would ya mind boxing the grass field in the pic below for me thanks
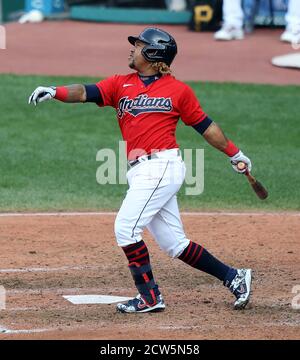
[0,74,299,211]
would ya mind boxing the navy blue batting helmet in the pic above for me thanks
[128,28,177,66]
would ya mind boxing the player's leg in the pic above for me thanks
[115,158,185,313]
[147,195,238,284]
[280,0,300,43]
[146,194,189,258]
[147,196,252,309]
[214,0,244,40]
[115,159,184,246]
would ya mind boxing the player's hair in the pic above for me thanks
[151,61,172,75]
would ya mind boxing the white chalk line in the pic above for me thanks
[0,327,51,335]
[6,287,132,299]
[0,211,299,217]
[4,307,39,311]
[7,287,118,295]
[0,265,99,273]
[0,319,59,334]
[159,324,242,330]
[158,322,300,330]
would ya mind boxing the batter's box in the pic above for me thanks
[63,295,133,305]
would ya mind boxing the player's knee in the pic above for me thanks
[114,216,141,247]
[114,217,128,244]
[163,240,189,259]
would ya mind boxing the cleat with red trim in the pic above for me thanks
[116,294,165,313]
[229,269,252,310]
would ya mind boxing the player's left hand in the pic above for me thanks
[28,86,56,106]
[230,150,252,174]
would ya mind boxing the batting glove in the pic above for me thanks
[230,150,252,174]
[28,86,56,106]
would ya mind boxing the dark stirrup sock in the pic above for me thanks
[121,240,160,304]
[178,241,237,284]
[122,240,150,266]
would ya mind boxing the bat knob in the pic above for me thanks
[237,162,247,171]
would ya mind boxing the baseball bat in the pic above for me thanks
[237,162,268,200]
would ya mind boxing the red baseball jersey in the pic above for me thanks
[96,73,207,160]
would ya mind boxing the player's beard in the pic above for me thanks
[128,58,135,69]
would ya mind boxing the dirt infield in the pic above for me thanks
[2,21,299,84]
[0,213,299,340]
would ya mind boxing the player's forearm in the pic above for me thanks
[54,85,87,103]
[202,122,239,156]
[202,121,252,173]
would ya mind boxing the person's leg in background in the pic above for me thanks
[214,0,245,40]
[165,0,187,12]
[280,0,300,44]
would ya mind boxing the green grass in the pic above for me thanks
[0,74,299,211]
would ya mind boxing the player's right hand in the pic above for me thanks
[28,86,56,106]
[230,150,252,174]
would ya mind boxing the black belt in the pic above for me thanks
[128,153,159,168]
[128,149,180,168]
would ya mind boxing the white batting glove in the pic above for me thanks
[230,150,252,174]
[28,86,56,106]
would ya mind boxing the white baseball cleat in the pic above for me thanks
[116,293,165,313]
[280,30,300,44]
[228,269,252,310]
[214,26,244,41]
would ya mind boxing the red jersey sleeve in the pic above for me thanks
[179,85,207,126]
[95,75,119,108]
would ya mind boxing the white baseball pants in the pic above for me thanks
[286,0,300,32]
[222,0,244,29]
[114,149,190,258]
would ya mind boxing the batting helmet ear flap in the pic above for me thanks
[141,43,168,64]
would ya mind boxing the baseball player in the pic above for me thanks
[29,28,252,313]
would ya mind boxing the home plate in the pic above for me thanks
[63,295,133,305]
